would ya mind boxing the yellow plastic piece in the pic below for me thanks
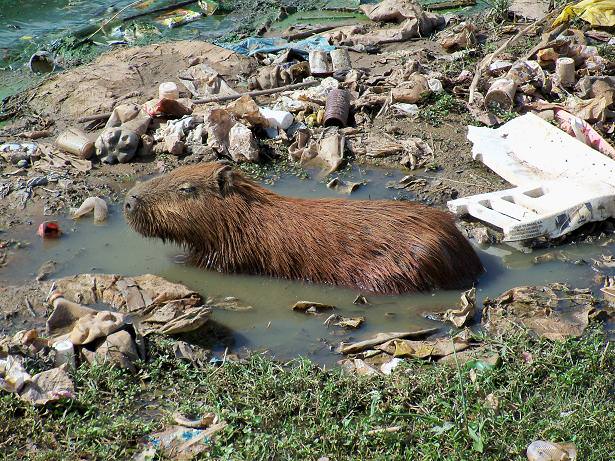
[553,0,615,27]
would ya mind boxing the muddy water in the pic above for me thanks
[1,168,610,364]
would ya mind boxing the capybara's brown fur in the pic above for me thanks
[124,162,484,294]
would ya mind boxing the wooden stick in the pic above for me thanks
[77,113,113,123]
[282,23,354,41]
[25,297,36,317]
[426,0,476,10]
[77,80,320,122]
[123,0,199,22]
[192,80,319,104]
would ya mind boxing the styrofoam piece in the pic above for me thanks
[448,113,615,241]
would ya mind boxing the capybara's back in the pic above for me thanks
[124,162,484,294]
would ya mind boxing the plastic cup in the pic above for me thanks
[55,128,95,159]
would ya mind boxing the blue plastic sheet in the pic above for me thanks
[220,36,335,57]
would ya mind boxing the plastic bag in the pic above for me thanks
[553,0,615,27]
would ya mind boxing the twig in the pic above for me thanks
[599,342,610,369]
[84,0,144,42]
[123,0,199,22]
[523,22,568,60]
[77,113,113,123]
[24,297,37,317]
[468,8,563,104]
[282,22,355,41]
[77,80,320,123]
[192,80,320,104]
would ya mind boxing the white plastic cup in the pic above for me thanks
[159,82,179,100]
[53,339,76,368]
[309,50,331,77]
[330,48,352,72]
[259,107,294,130]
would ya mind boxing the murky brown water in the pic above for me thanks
[1,167,611,364]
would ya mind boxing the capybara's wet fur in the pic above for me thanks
[124,162,484,294]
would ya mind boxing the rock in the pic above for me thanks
[137,134,154,157]
[292,301,335,314]
[228,122,260,163]
[470,226,496,245]
[164,132,185,156]
[509,0,549,21]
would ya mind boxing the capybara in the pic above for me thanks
[124,162,484,294]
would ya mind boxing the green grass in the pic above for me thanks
[419,92,466,126]
[1,326,613,460]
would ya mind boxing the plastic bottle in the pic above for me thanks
[55,128,95,159]
[159,82,179,100]
[259,107,294,130]
[53,340,76,368]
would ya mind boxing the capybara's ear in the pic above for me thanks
[215,164,235,195]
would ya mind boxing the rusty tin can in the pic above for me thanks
[324,89,351,127]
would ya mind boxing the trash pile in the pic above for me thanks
[0,273,212,405]
[338,283,613,376]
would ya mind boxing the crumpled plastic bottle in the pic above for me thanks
[527,440,578,461]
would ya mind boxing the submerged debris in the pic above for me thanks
[482,284,609,340]
[428,287,476,328]
[292,301,336,314]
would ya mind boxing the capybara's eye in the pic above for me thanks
[178,183,196,194]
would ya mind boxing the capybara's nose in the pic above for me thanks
[124,194,138,214]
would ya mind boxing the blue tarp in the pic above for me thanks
[220,36,335,57]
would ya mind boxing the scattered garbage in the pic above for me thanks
[526,440,577,461]
[49,274,212,337]
[28,51,56,74]
[376,335,470,359]
[309,50,332,77]
[55,128,96,160]
[324,89,351,127]
[159,81,180,100]
[336,0,444,46]
[428,288,476,328]
[440,22,476,51]
[155,8,203,28]
[73,197,108,223]
[339,330,475,375]
[330,48,352,72]
[326,177,363,194]
[482,284,607,340]
[259,107,294,130]
[135,414,227,460]
[323,314,365,329]
[222,36,335,57]
[338,328,439,354]
[448,113,615,241]
[37,221,61,239]
[292,301,336,314]
[0,355,74,405]
[553,0,615,27]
